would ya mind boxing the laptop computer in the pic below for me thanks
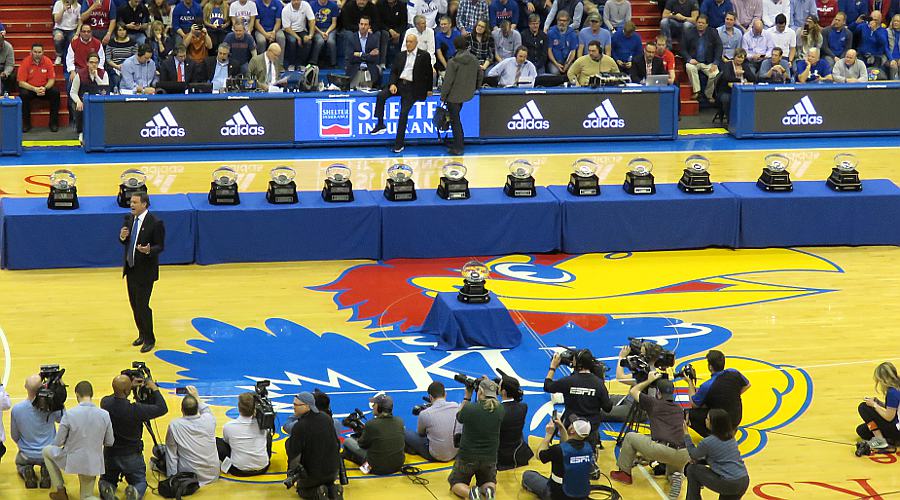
[646,75,670,86]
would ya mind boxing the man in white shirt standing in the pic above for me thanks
[217,393,270,476]
[164,386,218,486]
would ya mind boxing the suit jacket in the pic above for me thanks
[50,402,114,476]
[345,30,383,81]
[158,56,203,84]
[121,211,165,283]
[681,26,723,64]
[715,59,756,97]
[202,56,241,83]
[629,54,667,82]
[248,53,285,86]
[388,49,433,100]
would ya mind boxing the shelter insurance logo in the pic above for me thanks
[318,99,353,137]
[782,95,823,125]
[141,107,185,138]
[583,99,625,129]
[220,105,265,136]
[507,100,550,130]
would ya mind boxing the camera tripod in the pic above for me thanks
[615,400,649,447]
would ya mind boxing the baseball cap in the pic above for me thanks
[369,393,394,412]
[570,419,591,438]
[655,379,676,401]
[296,391,319,413]
[588,13,601,21]
[478,378,499,399]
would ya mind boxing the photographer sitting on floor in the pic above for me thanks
[164,386,219,486]
[522,416,594,500]
[217,392,271,476]
[285,392,342,499]
[11,374,64,489]
[342,394,405,475]
[497,373,534,470]
[405,382,459,463]
[685,350,750,437]
[544,349,612,446]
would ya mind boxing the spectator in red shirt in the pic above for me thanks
[17,44,61,133]
[816,0,838,26]
[655,34,678,82]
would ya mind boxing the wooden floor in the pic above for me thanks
[1,146,899,499]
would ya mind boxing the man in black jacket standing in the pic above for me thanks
[440,35,481,155]
[370,33,433,153]
[119,192,165,353]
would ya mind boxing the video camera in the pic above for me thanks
[253,380,276,431]
[412,396,432,416]
[33,364,67,413]
[453,373,479,391]
[121,361,154,403]
[619,338,676,382]
[341,408,367,438]
[556,345,608,379]
[588,72,632,87]
[674,364,697,383]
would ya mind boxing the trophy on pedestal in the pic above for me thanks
[437,162,470,200]
[457,260,490,304]
[384,163,417,201]
[48,169,79,210]
[208,167,240,205]
[678,155,714,193]
[623,157,656,195]
[266,166,298,204]
[504,159,537,197]
[322,164,354,202]
[117,169,148,208]
[757,153,793,192]
[826,153,862,191]
[567,158,600,196]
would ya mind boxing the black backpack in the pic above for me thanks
[158,472,200,499]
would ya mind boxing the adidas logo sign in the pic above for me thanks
[782,96,823,126]
[583,99,625,129]
[141,107,186,138]
[507,100,550,130]
[221,105,266,136]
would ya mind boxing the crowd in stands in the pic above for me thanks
[0,0,899,132]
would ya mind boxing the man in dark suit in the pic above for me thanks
[119,192,165,353]
[369,33,433,153]
[630,40,668,83]
[680,14,722,100]
[157,43,203,93]
[203,43,241,91]
[345,16,383,88]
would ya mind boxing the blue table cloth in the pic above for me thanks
[722,179,900,247]
[376,187,561,259]
[547,184,740,253]
[418,292,522,350]
[187,191,381,264]
[0,194,195,270]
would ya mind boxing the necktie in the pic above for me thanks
[177,62,183,82]
[268,60,273,83]
[514,64,521,85]
[127,216,139,267]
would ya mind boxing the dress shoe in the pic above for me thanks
[50,124,59,132]
[49,487,68,500]
[23,465,37,488]
[140,343,155,353]
[370,123,386,135]
[39,465,51,488]
[391,145,404,153]
[132,337,144,347]
[448,148,463,156]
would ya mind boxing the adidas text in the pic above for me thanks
[583,99,625,129]
[781,96,823,126]
[141,127,186,138]
[221,105,266,136]
[782,114,823,125]
[141,107,186,138]
[507,100,550,130]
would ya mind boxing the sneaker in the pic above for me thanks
[668,471,683,499]
[99,481,116,500]
[869,436,889,449]
[23,465,38,488]
[483,486,495,499]
[610,470,633,485]
[370,123,387,135]
[39,466,51,488]
[468,487,482,500]
[391,145,404,154]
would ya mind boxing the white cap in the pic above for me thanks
[570,420,591,438]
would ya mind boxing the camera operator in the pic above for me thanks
[285,392,342,499]
[164,386,219,485]
[99,373,168,500]
[449,377,505,500]
[522,416,594,500]
[342,394,405,475]
[610,371,689,500]
[10,374,64,489]
[497,374,534,470]
[216,392,271,476]
[606,343,663,422]
[405,382,459,462]
[544,349,612,446]
[685,350,750,437]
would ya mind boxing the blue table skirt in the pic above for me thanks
[0,194,195,270]
[376,187,561,260]
[187,191,381,264]
[417,292,522,350]
[547,184,740,253]
[721,179,900,247]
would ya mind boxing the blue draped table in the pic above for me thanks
[376,187,561,259]
[187,191,381,264]
[418,292,522,350]
[0,194,195,269]
[547,184,740,253]
[721,179,900,247]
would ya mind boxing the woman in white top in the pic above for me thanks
[52,0,81,64]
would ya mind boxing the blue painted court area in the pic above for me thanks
[1,134,892,167]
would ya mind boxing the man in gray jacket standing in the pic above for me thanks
[43,381,115,500]
[441,35,482,155]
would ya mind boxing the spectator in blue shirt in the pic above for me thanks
[490,0,520,29]
[578,12,612,56]
[255,0,286,53]
[611,20,642,71]
[889,14,900,79]
[311,0,340,67]
[796,46,833,80]
[700,0,734,28]
[546,9,579,74]
[436,15,461,70]
[10,375,63,489]
[224,21,259,74]
[822,12,853,64]
[172,0,203,44]
[839,0,869,23]
[853,11,888,67]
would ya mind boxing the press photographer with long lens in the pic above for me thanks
[342,393,406,475]
[164,385,219,486]
[685,350,750,437]
[216,391,272,476]
[285,392,343,499]
[544,348,612,446]
[10,369,66,490]
[610,370,689,499]
[449,376,504,500]
[99,367,168,500]
[405,381,460,462]
[855,361,900,453]
[521,415,594,500]
[497,372,534,470]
